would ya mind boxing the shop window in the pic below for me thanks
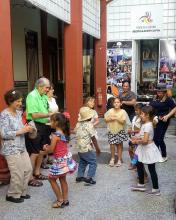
[159,40,176,87]
[106,41,132,96]
[137,40,159,100]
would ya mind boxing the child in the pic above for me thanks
[83,96,99,127]
[43,113,77,208]
[75,106,101,185]
[128,103,143,170]
[104,97,129,167]
[131,106,162,196]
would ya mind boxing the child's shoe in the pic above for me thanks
[109,158,115,167]
[76,177,86,182]
[115,160,122,167]
[146,189,161,196]
[84,177,96,185]
[131,183,146,192]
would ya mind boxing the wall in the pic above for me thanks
[107,0,176,41]
[11,6,43,81]
[82,0,100,39]
[25,0,70,24]
[11,4,59,82]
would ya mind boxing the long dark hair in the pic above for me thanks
[141,105,155,122]
[50,113,70,140]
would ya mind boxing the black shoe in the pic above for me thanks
[21,194,31,199]
[76,177,86,182]
[64,200,69,206]
[6,195,24,203]
[84,178,96,185]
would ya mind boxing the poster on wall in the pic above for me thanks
[131,5,163,39]
[107,41,132,96]
[159,40,176,88]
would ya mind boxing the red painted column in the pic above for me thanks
[64,0,83,128]
[0,0,12,184]
[41,11,49,78]
[0,0,13,110]
[94,0,107,116]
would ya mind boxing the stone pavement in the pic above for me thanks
[0,120,176,220]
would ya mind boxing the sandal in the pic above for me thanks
[64,200,69,206]
[41,163,50,169]
[34,174,48,180]
[52,200,65,208]
[116,160,122,167]
[28,179,43,187]
[109,158,115,167]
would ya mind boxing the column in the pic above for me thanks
[0,0,12,184]
[64,0,83,128]
[94,0,107,116]
[41,10,49,78]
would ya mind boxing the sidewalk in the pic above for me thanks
[0,120,176,220]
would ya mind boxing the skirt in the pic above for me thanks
[49,152,77,178]
[108,130,128,145]
[135,142,162,164]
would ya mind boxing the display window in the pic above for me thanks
[137,40,159,101]
[107,41,132,96]
[159,40,176,87]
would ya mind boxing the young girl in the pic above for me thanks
[104,97,129,167]
[43,113,77,208]
[128,103,143,170]
[131,105,162,195]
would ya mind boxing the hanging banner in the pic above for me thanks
[131,5,163,39]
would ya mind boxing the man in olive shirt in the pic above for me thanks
[26,77,52,186]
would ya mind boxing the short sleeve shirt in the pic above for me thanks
[0,109,26,156]
[139,122,153,141]
[119,91,136,118]
[26,89,49,124]
[75,121,96,153]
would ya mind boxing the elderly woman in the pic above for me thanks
[150,84,176,162]
[119,81,137,121]
[0,90,33,203]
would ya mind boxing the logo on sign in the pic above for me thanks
[140,12,153,24]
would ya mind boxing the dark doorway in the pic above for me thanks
[48,36,58,83]
[25,30,39,91]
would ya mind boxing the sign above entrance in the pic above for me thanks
[131,5,163,39]
[25,0,70,24]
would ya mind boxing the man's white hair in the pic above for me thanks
[35,77,50,88]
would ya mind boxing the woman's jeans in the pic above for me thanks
[77,151,97,178]
[137,162,159,189]
[154,120,169,157]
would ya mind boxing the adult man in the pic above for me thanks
[26,77,51,186]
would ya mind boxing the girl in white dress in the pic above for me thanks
[131,105,162,196]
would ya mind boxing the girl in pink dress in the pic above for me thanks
[43,113,76,208]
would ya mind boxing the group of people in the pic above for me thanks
[0,77,176,208]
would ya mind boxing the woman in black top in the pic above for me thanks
[119,81,137,121]
[150,84,176,162]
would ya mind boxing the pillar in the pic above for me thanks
[64,0,83,128]
[41,10,49,78]
[0,0,13,110]
[94,0,107,116]
[0,0,12,184]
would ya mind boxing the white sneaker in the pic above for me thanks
[147,189,161,196]
[131,184,146,192]
[159,157,168,163]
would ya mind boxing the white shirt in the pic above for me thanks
[48,97,59,113]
